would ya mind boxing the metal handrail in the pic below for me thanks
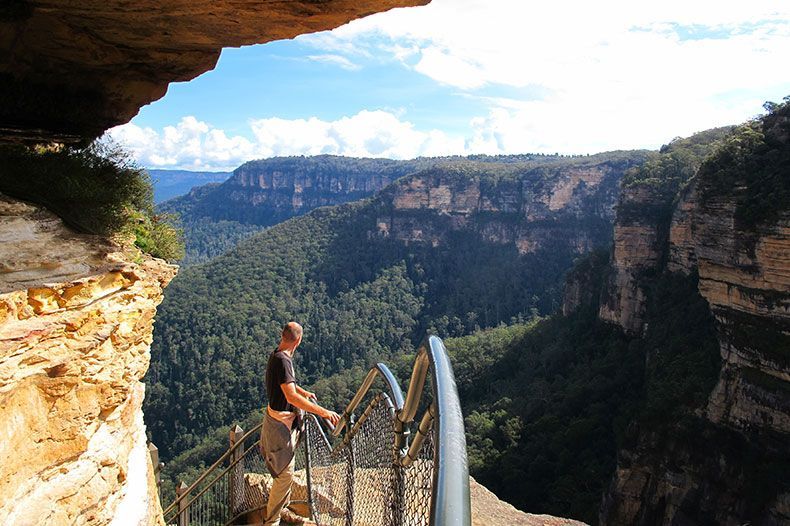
[313,335,471,526]
[332,362,405,436]
[420,335,471,526]
[162,334,471,526]
[162,422,263,517]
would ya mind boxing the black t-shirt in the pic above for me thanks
[266,350,296,412]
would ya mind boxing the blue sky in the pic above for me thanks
[133,40,483,136]
[110,0,790,171]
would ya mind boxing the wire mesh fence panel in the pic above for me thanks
[398,429,434,526]
[305,394,436,526]
[305,416,350,526]
[163,471,229,526]
[350,399,397,526]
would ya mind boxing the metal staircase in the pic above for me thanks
[161,335,471,526]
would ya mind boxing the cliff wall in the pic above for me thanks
[374,159,633,255]
[598,112,790,524]
[182,156,425,226]
[0,195,176,525]
[597,185,668,332]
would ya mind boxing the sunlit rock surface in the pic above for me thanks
[597,185,666,334]
[0,194,176,525]
[376,160,633,255]
[470,477,587,526]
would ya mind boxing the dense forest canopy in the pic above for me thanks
[148,109,790,524]
[146,151,647,461]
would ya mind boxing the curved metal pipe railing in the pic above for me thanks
[162,334,471,526]
[420,335,471,525]
[332,362,405,436]
[319,334,471,526]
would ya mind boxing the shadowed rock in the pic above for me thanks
[0,0,429,143]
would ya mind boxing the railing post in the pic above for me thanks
[304,420,316,522]
[344,414,355,526]
[393,445,406,526]
[228,424,245,518]
[176,481,190,526]
[148,442,162,497]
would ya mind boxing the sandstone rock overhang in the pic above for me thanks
[0,0,429,144]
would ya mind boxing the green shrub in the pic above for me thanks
[698,97,790,231]
[0,140,184,261]
[127,210,185,261]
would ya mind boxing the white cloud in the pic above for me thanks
[108,111,465,170]
[113,1,790,167]
[296,0,790,153]
[305,54,361,71]
[109,116,255,170]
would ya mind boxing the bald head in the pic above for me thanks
[281,322,303,345]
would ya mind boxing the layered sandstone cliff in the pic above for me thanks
[167,156,425,226]
[0,194,176,525]
[374,158,639,255]
[597,185,668,333]
[689,189,789,436]
[599,113,790,524]
[0,0,427,142]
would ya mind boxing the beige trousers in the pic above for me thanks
[263,427,299,526]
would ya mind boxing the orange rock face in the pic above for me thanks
[597,185,667,334]
[0,0,429,142]
[600,114,790,525]
[0,194,176,525]
[376,162,625,255]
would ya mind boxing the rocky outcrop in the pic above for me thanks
[0,194,176,525]
[600,111,790,525]
[0,0,428,142]
[375,158,637,255]
[469,477,587,526]
[597,185,670,334]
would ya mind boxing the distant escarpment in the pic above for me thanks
[163,156,432,227]
[0,194,176,525]
[593,106,790,524]
[161,155,437,264]
[163,152,649,264]
[147,151,648,463]
[374,154,638,254]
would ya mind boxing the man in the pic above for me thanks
[260,322,341,526]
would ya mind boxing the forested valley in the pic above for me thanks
[147,105,789,524]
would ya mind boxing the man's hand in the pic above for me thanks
[282,382,339,426]
[322,409,341,427]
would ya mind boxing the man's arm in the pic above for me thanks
[281,383,340,426]
[295,384,315,399]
